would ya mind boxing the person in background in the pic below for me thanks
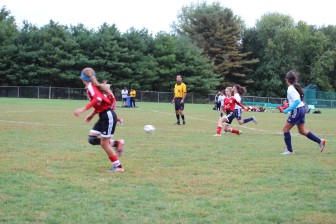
[215,91,221,111]
[121,87,128,107]
[172,74,187,125]
[129,87,136,108]
[281,70,326,155]
[74,67,125,172]
[218,91,225,117]
[277,100,289,113]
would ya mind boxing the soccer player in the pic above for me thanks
[281,70,326,155]
[74,67,125,172]
[233,84,257,125]
[172,74,187,125]
[214,87,245,136]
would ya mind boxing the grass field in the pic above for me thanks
[0,98,335,224]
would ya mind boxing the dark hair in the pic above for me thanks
[285,71,304,100]
[234,84,246,96]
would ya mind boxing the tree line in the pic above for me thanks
[1,2,336,97]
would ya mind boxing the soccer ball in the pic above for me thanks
[144,125,155,133]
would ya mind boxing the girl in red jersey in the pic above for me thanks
[74,67,125,172]
[214,87,245,136]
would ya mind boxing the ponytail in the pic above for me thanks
[285,71,304,101]
[293,82,304,101]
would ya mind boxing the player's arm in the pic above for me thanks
[85,110,97,122]
[284,100,300,114]
[234,98,245,109]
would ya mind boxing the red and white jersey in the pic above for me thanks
[106,92,117,110]
[223,96,244,112]
[85,83,112,113]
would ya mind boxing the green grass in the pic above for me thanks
[0,98,335,224]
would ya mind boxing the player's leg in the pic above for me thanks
[215,116,226,136]
[297,124,326,152]
[282,122,295,154]
[179,102,186,125]
[224,112,241,135]
[100,109,124,172]
[175,99,181,125]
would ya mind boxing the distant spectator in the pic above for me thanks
[121,87,128,107]
[214,91,221,111]
[277,100,289,113]
[130,88,136,107]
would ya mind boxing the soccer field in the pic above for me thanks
[0,98,335,223]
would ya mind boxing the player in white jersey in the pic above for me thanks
[233,84,257,125]
[281,71,326,155]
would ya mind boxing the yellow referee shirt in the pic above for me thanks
[130,90,136,97]
[174,83,187,98]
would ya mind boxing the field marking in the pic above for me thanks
[143,108,336,139]
[1,108,335,141]
[0,119,84,127]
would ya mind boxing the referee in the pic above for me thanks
[171,74,187,125]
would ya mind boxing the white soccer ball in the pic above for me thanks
[144,125,155,133]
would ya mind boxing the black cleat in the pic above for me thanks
[175,122,181,125]
[183,121,186,125]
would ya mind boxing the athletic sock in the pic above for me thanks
[216,126,222,135]
[231,129,239,134]
[306,132,321,144]
[181,115,185,121]
[176,114,180,122]
[284,132,292,152]
[243,117,253,123]
[109,155,121,167]
[220,112,223,117]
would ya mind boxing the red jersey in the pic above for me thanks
[223,96,244,112]
[85,83,112,113]
[106,92,117,110]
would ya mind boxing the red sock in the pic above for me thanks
[109,155,118,162]
[117,118,121,122]
[231,129,239,134]
[216,126,222,134]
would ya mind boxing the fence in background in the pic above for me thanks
[0,86,335,108]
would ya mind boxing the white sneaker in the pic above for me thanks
[237,130,242,135]
[281,150,294,155]
[214,134,221,137]
[252,116,257,124]
[319,139,326,152]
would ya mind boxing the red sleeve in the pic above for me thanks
[85,97,100,110]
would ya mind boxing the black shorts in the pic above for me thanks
[91,109,117,138]
[122,98,127,102]
[175,98,185,111]
[224,111,235,125]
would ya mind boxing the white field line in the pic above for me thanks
[1,108,335,141]
[143,108,336,140]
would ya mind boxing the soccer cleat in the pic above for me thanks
[214,134,221,137]
[237,130,243,135]
[281,150,294,155]
[119,118,124,126]
[116,139,125,157]
[319,139,326,152]
[175,122,181,125]
[108,166,125,172]
[252,116,257,124]
[183,121,186,125]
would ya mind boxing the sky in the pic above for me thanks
[1,0,335,34]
